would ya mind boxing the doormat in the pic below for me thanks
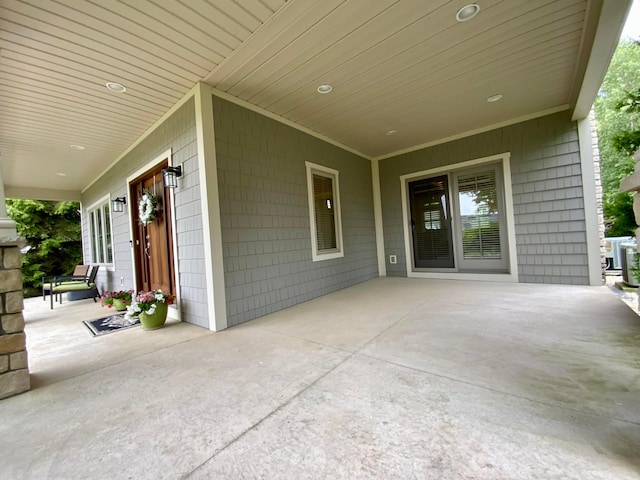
[83,313,140,337]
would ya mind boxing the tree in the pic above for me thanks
[6,199,82,297]
[594,40,640,236]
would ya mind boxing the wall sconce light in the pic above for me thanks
[162,165,183,189]
[112,196,127,213]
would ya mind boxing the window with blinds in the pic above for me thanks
[306,162,344,262]
[457,170,501,259]
[313,174,337,250]
[406,158,509,274]
[409,175,454,268]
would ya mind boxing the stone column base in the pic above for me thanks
[0,244,29,400]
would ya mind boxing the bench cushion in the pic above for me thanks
[43,280,86,291]
[52,282,96,293]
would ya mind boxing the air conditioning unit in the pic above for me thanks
[620,241,639,287]
[604,236,634,269]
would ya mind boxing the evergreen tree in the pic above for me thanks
[6,199,82,297]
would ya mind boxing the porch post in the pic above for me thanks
[194,82,227,331]
[0,167,29,399]
[0,169,18,241]
[371,158,386,276]
[577,111,606,286]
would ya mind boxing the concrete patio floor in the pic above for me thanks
[1,277,639,479]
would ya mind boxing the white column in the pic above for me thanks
[371,158,386,276]
[577,114,605,286]
[194,82,227,331]
[0,164,19,242]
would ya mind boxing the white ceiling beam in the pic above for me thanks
[5,186,82,202]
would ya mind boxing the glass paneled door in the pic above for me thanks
[408,163,508,273]
[409,175,455,268]
[454,165,508,272]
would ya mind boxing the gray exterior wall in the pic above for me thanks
[380,110,590,285]
[213,97,379,327]
[82,99,211,328]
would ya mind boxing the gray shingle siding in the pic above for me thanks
[213,97,378,327]
[82,99,211,327]
[379,110,590,285]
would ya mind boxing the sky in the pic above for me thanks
[622,0,640,40]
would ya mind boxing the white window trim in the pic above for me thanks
[86,194,115,270]
[306,161,344,262]
[399,152,518,283]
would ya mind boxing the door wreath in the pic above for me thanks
[139,189,158,226]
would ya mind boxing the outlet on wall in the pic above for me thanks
[389,255,397,264]
[120,277,124,286]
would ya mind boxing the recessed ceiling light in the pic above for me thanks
[456,4,480,22]
[317,84,332,94]
[56,173,67,177]
[487,94,503,103]
[70,144,85,150]
[385,130,397,136]
[105,81,126,93]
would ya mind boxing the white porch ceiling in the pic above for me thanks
[0,0,630,199]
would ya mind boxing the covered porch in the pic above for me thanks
[2,277,639,479]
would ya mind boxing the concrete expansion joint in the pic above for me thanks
[359,352,640,428]
[182,348,360,479]
[56,334,216,388]
[184,301,437,478]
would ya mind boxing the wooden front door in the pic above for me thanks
[130,162,175,294]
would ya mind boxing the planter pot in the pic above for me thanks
[112,299,130,311]
[138,302,168,330]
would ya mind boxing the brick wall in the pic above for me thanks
[380,110,591,285]
[213,97,379,326]
[0,244,29,400]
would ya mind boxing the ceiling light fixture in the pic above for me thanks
[70,144,85,150]
[385,130,397,136]
[487,94,503,103]
[56,173,67,177]
[456,4,480,22]
[317,84,332,94]
[105,81,127,93]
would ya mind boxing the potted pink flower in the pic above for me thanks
[100,290,134,311]
[125,290,176,330]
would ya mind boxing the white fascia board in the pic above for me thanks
[573,0,632,121]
